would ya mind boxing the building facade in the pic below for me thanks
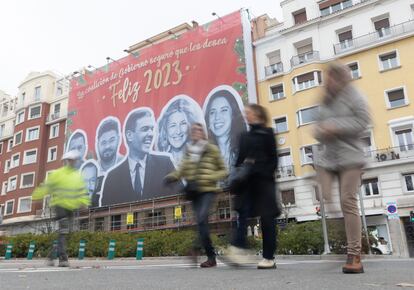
[254,0,414,257]
[0,71,69,235]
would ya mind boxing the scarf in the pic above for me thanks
[186,140,208,162]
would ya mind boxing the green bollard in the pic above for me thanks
[78,239,86,260]
[51,240,58,260]
[5,243,13,260]
[107,239,116,260]
[136,238,144,260]
[27,241,36,260]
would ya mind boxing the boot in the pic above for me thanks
[342,254,364,274]
[200,256,217,268]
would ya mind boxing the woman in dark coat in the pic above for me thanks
[226,104,280,269]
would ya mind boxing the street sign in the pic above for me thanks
[386,202,399,219]
[126,213,134,225]
[174,206,182,220]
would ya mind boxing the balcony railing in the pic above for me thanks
[46,111,66,122]
[265,62,283,77]
[365,145,414,163]
[334,20,414,54]
[290,51,320,67]
[276,165,295,179]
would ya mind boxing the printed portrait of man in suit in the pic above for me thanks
[101,108,182,206]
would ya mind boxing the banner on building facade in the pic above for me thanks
[68,11,252,207]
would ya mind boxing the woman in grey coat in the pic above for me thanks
[313,62,371,274]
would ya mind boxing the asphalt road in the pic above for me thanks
[0,257,413,290]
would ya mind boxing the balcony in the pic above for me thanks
[334,20,414,55]
[290,51,320,67]
[365,145,414,164]
[276,165,295,179]
[265,62,284,77]
[46,111,67,123]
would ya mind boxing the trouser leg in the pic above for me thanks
[339,168,362,256]
[261,215,276,260]
[232,202,249,249]
[193,193,215,258]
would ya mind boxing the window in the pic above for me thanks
[0,142,3,154]
[300,145,314,165]
[386,88,407,108]
[20,173,35,188]
[276,149,294,178]
[404,173,414,192]
[297,106,319,126]
[293,71,322,92]
[23,149,37,165]
[281,189,295,206]
[293,9,307,25]
[111,215,122,231]
[1,181,7,195]
[374,18,390,38]
[17,197,32,213]
[4,160,10,173]
[26,127,40,141]
[0,124,4,137]
[21,92,26,105]
[395,129,413,151]
[94,217,105,231]
[34,86,41,101]
[320,0,352,16]
[362,178,379,196]
[14,131,23,146]
[29,105,41,119]
[16,111,25,125]
[56,87,63,96]
[270,84,285,101]
[379,51,398,71]
[7,176,17,191]
[348,62,360,79]
[11,153,20,168]
[144,210,166,227]
[274,117,288,134]
[47,146,58,162]
[5,200,14,215]
[265,50,283,76]
[54,103,61,115]
[338,30,353,49]
[7,139,13,151]
[361,134,373,156]
[50,123,60,139]
[218,200,231,220]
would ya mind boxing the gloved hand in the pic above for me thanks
[163,175,177,185]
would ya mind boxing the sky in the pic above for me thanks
[0,0,283,95]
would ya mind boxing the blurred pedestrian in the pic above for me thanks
[313,62,371,274]
[33,150,90,267]
[164,123,227,268]
[226,104,280,269]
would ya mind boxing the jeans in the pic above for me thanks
[233,202,277,260]
[192,192,215,258]
[316,167,362,255]
[47,207,73,262]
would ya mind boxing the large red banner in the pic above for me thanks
[68,11,248,207]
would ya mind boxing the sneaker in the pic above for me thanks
[257,258,276,269]
[200,257,217,268]
[220,246,252,267]
[45,259,55,267]
[342,254,364,274]
[58,260,70,267]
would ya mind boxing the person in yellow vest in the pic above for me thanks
[33,150,90,267]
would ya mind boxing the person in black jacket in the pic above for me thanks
[225,104,280,269]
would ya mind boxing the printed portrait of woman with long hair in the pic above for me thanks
[203,86,247,169]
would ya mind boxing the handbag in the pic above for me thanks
[228,161,254,193]
[184,180,199,201]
